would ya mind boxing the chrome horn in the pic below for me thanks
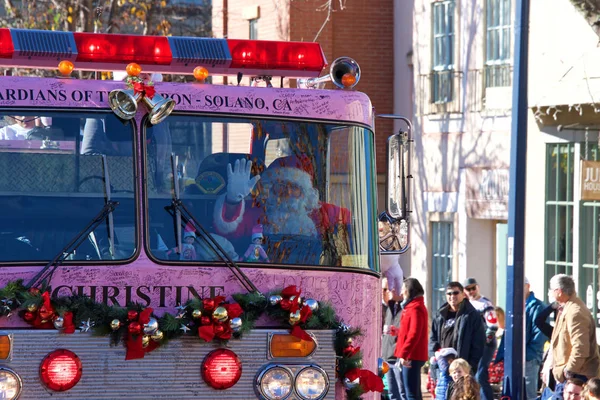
[297,57,361,89]
[108,89,142,120]
[142,93,175,125]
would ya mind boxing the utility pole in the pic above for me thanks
[504,0,530,398]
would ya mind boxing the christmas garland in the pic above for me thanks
[0,280,382,399]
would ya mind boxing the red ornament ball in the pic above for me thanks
[203,299,215,312]
[128,321,142,335]
[200,316,211,326]
[127,310,139,321]
[23,311,35,322]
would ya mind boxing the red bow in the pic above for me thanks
[132,81,144,95]
[131,82,155,98]
[199,321,233,342]
[62,312,75,334]
[345,368,384,393]
[143,84,155,98]
[281,285,301,298]
[198,298,239,342]
[24,291,55,329]
[125,307,158,360]
[224,303,243,319]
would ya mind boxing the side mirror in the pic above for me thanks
[377,114,412,253]
[387,131,411,220]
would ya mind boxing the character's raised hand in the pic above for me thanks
[226,158,260,203]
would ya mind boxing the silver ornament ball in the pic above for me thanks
[53,316,64,330]
[269,295,282,306]
[343,378,359,390]
[230,317,242,332]
[304,299,319,312]
[143,317,159,335]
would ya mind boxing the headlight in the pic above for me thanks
[259,366,293,400]
[295,366,328,400]
[0,367,22,400]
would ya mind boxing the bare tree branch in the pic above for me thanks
[313,0,333,42]
[3,0,16,18]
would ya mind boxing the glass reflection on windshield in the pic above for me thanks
[0,112,137,262]
[146,116,377,269]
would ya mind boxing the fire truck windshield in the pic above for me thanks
[0,111,136,262]
[145,115,378,269]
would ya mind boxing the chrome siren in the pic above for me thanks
[297,57,361,89]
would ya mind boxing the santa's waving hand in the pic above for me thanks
[226,158,261,204]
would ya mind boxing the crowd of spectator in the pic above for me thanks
[381,272,600,400]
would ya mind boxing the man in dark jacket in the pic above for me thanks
[430,281,486,397]
[524,278,549,400]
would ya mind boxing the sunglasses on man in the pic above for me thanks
[446,290,461,296]
[465,286,477,292]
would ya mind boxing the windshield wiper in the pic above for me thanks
[167,154,261,295]
[25,200,119,289]
[26,155,118,289]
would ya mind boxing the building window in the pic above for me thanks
[432,0,455,103]
[485,0,512,87]
[580,143,600,324]
[431,221,453,311]
[545,144,575,296]
[249,18,258,40]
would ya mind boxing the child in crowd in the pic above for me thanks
[448,358,481,400]
[584,378,600,400]
[434,348,458,400]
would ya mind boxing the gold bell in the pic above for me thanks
[142,93,175,125]
[108,89,142,120]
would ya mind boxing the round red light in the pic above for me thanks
[201,349,242,390]
[39,349,82,392]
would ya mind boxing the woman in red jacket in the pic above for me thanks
[394,277,429,400]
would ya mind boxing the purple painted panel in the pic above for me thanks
[0,76,373,127]
[0,262,381,399]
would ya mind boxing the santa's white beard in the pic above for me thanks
[263,195,317,236]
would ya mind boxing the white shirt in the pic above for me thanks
[0,124,32,140]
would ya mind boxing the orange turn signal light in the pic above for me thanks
[270,334,316,358]
[0,335,12,359]
[378,358,390,377]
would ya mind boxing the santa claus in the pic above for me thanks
[213,155,350,245]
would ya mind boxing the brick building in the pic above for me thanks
[212,0,395,192]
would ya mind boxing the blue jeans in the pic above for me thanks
[401,360,425,400]
[525,359,541,400]
[476,337,497,400]
[385,363,406,400]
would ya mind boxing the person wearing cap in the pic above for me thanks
[462,277,497,400]
[523,277,549,400]
[430,281,486,400]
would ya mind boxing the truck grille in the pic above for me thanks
[2,329,337,399]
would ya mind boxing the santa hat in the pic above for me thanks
[251,224,264,241]
[183,221,196,239]
[263,154,314,190]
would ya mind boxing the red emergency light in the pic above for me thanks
[73,32,172,65]
[228,39,326,72]
[0,29,327,78]
[0,28,14,59]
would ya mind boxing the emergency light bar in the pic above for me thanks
[0,28,327,78]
